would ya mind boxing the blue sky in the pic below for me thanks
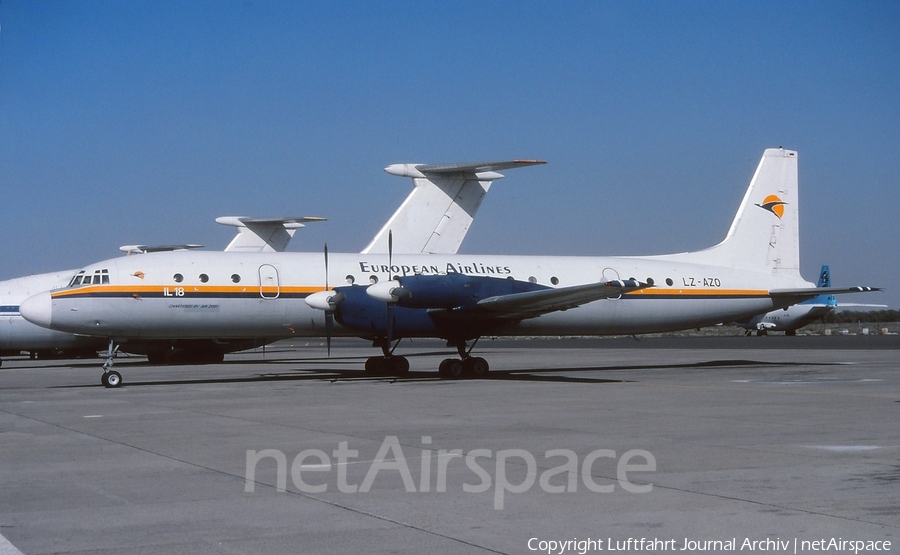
[2,1,898,307]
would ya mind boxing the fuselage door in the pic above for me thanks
[258,264,280,299]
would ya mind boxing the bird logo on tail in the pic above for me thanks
[756,195,787,219]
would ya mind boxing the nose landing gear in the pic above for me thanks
[101,340,123,388]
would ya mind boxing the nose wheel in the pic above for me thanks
[101,370,123,388]
[101,340,123,388]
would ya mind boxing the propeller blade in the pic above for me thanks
[387,230,393,281]
[325,312,333,357]
[324,243,329,290]
[323,243,332,357]
[386,303,394,346]
[383,230,393,344]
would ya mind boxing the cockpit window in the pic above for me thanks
[69,269,109,287]
[68,271,86,287]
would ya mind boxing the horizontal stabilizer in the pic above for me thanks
[769,286,882,301]
[119,244,204,254]
[384,160,546,179]
[477,279,649,319]
[215,216,327,228]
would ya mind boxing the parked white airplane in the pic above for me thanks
[0,219,319,366]
[1,271,107,365]
[21,149,880,387]
[4,161,540,369]
[736,264,886,335]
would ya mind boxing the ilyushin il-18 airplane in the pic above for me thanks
[6,160,541,371]
[21,149,880,387]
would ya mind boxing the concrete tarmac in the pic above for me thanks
[1,336,898,554]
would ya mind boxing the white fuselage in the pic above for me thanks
[25,250,813,340]
[0,270,107,355]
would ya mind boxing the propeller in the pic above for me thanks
[304,243,345,357]
[386,231,395,345]
[324,243,333,357]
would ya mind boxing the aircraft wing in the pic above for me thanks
[474,279,648,320]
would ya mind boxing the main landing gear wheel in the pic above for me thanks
[464,356,490,378]
[438,358,465,380]
[438,357,490,379]
[364,356,410,377]
[101,371,122,388]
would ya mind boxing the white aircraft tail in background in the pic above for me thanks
[215,217,327,253]
[362,160,546,255]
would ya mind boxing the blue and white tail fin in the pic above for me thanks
[361,160,545,255]
[805,264,837,306]
[817,264,831,287]
[658,148,801,278]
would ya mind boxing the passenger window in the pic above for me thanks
[231,274,241,283]
[199,274,209,283]
[174,274,184,283]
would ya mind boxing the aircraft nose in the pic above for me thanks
[20,291,53,328]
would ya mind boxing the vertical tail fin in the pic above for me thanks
[361,160,545,255]
[817,264,831,287]
[661,148,801,277]
[216,217,327,252]
[812,264,837,307]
